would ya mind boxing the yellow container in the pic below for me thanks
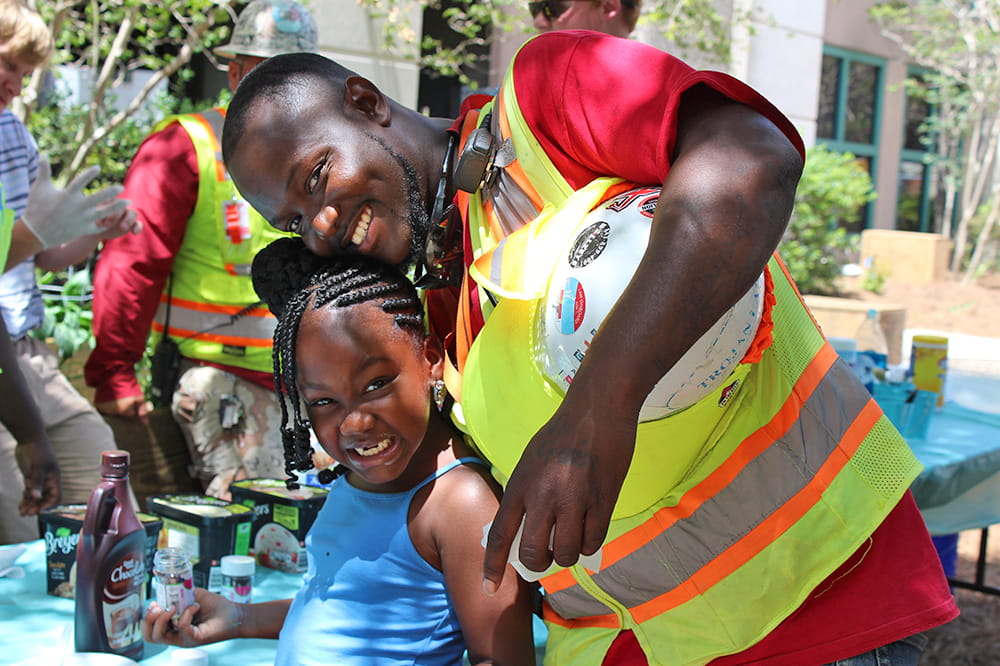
[910,335,948,407]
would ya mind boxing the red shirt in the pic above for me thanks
[476,31,957,663]
[84,121,272,402]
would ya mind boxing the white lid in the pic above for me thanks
[171,648,208,666]
[220,554,255,577]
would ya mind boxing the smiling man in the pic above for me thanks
[222,36,956,665]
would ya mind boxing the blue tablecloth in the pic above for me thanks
[0,539,549,663]
[904,401,1000,535]
[0,539,293,664]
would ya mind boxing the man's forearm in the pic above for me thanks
[5,220,44,272]
[570,96,802,413]
[0,320,46,443]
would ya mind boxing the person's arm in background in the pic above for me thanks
[0,312,60,514]
[33,207,141,271]
[4,158,129,271]
[483,38,804,587]
[84,123,196,420]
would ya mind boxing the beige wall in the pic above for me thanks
[309,0,422,108]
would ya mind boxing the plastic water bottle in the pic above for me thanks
[853,309,888,393]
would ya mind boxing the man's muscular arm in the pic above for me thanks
[483,86,803,590]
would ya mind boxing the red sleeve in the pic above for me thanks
[512,31,804,190]
[84,122,198,402]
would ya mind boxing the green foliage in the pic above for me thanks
[28,86,228,190]
[361,0,745,85]
[861,261,889,294]
[22,0,238,181]
[29,267,95,362]
[20,1,235,365]
[782,145,876,295]
[871,0,1000,278]
[641,0,744,65]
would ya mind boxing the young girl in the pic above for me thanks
[143,237,536,665]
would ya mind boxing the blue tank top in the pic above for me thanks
[276,457,487,665]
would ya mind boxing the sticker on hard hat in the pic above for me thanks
[536,186,764,422]
[556,277,586,334]
[568,222,610,268]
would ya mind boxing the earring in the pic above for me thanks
[432,379,447,411]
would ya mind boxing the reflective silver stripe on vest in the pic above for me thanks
[153,301,276,343]
[198,108,227,170]
[544,357,868,620]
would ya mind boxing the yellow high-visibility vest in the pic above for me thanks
[449,43,921,665]
[149,108,290,373]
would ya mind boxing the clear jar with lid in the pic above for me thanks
[220,554,255,603]
[153,547,195,622]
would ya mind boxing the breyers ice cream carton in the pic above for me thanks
[38,504,162,598]
[229,479,328,573]
[146,494,253,591]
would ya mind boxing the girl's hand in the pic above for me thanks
[143,588,243,648]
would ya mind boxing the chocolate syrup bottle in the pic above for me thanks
[74,450,145,659]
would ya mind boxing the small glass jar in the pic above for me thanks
[220,554,255,603]
[153,547,195,622]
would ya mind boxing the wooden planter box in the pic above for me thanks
[860,229,952,285]
[803,296,907,366]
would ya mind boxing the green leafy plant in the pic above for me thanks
[861,259,889,294]
[782,145,877,295]
[30,267,95,362]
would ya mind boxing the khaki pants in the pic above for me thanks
[171,362,284,500]
[0,337,119,544]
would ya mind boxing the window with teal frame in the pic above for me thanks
[817,46,885,232]
[897,67,937,232]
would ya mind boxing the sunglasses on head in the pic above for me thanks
[528,0,636,22]
[528,0,578,21]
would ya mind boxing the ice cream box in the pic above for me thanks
[229,478,328,573]
[146,494,253,591]
[37,504,163,599]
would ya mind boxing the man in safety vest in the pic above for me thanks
[221,33,957,665]
[85,0,318,500]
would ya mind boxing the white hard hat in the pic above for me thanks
[537,186,765,422]
[214,0,318,59]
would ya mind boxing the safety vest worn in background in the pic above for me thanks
[149,108,288,374]
[449,46,923,666]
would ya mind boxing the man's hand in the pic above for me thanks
[95,395,153,424]
[482,398,635,594]
[94,206,141,241]
[22,157,129,248]
[14,438,61,516]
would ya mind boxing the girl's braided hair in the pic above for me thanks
[251,238,425,486]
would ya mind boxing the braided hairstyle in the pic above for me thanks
[251,237,426,487]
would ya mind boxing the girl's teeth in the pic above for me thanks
[351,207,372,245]
[354,438,390,457]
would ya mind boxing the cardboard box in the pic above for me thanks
[38,504,162,599]
[146,494,253,591]
[230,478,328,573]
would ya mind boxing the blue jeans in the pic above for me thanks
[825,633,929,666]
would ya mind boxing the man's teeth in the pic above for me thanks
[354,438,390,457]
[351,207,372,245]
